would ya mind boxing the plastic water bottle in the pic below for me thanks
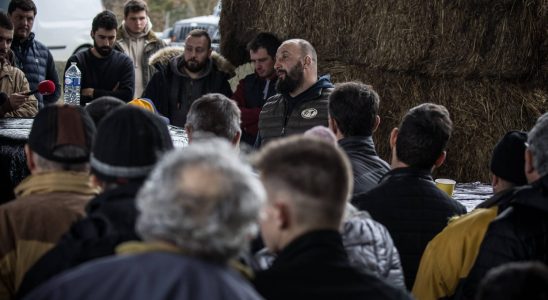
[64,62,81,106]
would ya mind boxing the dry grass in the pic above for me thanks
[220,0,548,182]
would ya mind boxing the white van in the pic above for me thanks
[0,0,104,62]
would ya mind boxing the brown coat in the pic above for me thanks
[0,64,38,117]
[0,171,99,299]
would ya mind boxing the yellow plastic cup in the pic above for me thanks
[435,178,456,196]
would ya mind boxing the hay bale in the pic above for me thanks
[221,0,547,79]
[220,0,548,182]
[322,61,546,182]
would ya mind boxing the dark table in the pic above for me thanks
[0,118,188,204]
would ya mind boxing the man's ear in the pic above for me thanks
[207,48,213,58]
[232,131,241,147]
[372,115,381,133]
[184,124,193,144]
[434,150,447,168]
[328,116,338,134]
[524,148,535,177]
[24,144,36,172]
[303,55,312,69]
[389,127,398,149]
[275,202,291,230]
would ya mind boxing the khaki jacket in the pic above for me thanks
[0,171,99,299]
[0,64,37,117]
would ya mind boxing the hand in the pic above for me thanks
[81,88,94,97]
[8,93,28,110]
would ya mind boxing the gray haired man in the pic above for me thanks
[25,139,265,300]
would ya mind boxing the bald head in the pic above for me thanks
[274,38,319,96]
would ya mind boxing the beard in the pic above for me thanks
[93,41,113,57]
[276,61,304,95]
[183,58,208,73]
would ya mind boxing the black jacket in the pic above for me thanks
[339,136,391,195]
[253,230,411,300]
[353,167,467,289]
[16,181,143,299]
[65,49,135,105]
[143,49,233,127]
[257,76,333,147]
[456,175,548,299]
[11,33,61,108]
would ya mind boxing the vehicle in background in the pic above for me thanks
[170,1,221,51]
[0,0,103,62]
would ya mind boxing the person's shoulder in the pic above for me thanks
[31,38,51,53]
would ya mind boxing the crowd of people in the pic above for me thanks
[0,0,547,299]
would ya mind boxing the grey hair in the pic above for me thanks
[185,93,241,142]
[33,146,90,172]
[136,138,265,262]
[528,112,548,177]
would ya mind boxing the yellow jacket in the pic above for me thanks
[412,207,498,300]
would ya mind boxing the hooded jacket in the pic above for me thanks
[142,47,234,127]
[458,175,548,299]
[257,75,334,146]
[114,22,166,97]
[11,33,61,108]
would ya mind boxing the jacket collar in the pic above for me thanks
[379,167,433,184]
[511,174,548,213]
[271,230,347,268]
[338,136,377,156]
[85,180,144,214]
[14,171,99,197]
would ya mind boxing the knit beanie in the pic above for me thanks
[28,104,95,163]
[490,131,528,186]
[90,105,173,181]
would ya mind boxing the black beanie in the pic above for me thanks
[28,104,95,163]
[90,106,174,181]
[490,131,528,186]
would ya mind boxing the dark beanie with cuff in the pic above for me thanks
[90,105,174,182]
[490,131,528,186]
[28,104,95,163]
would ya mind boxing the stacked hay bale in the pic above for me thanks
[220,0,547,182]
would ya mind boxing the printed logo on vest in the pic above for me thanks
[301,108,318,119]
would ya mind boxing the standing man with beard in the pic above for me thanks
[143,29,233,127]
[256,38,334,147]
[8,0,60,109]
[65,11,135,105]
[232,32,281,146]
[115,0,166,99]
[0,11,36,117]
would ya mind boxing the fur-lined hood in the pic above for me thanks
[148,46,235,77]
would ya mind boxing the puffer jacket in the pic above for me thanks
[115,23,166,96]
[257,76,333,147]
[342,205,405,289]
[253,204,405,289]
[143,47,234,127]
[11,33,60,108]
[0,64,37,117]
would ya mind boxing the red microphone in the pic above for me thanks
[23,80,56,96]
